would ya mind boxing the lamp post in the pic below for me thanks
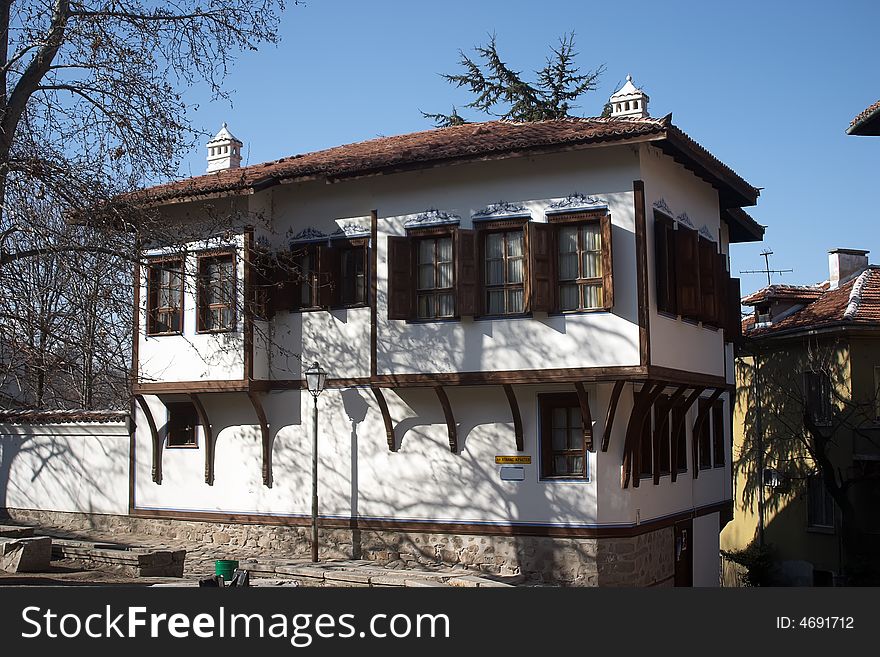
[304,361,327,563]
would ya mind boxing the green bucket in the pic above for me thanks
[215,559,239,581]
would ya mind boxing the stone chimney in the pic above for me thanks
[206,122,243,172]
[828,248,869,289]
[609,75,649,119]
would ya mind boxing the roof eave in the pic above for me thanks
[722,207,764,244]
[659,126,760,210]
[847,108,880,136]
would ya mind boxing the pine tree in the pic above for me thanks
[423,33,605,127]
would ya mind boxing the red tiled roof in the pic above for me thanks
[745,266,880,337]
[0,409,128,424]
[847,99,880,136]
[741,283,828,305]
[135,116,760,221]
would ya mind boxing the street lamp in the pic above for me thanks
[304,361,327,562]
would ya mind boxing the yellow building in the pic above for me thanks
[721,249,880,585]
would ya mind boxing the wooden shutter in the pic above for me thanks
[714,251,729,331]
[601,214,614,310]
[317,243,340,309]
[699,237,718,325]
[674,227,700,318]
[252,251,275,318]
[146,267,158,333]
[455,228,477,317]
[387,236,413,320]
[527,221,554,312]
[654,214,676,314]
[271,253,295,312]
[726,277,742,342]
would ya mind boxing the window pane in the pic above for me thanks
[438,262,453,288]
[552,407,566,429]
[507,288,524,313]
[486,259,503,285]
[552,429,567,451]
[559,226,577,254]
[507,231,523,257]
[569,428,583,450]
[583,284,603,309]
[438,293,454,317]
[571,456,584,475]
[570,407,581,428]
[507,256,523,284]
[554,456,569,475]
[418,239,435,265]
[582,251,602,278]
[418,264,435,290]
[582,223,601,250]
[559,284,578,310]
[438,237,453,262]
[486,233,503,258]
[417,294,433,319]
[559,253,578,281]
[487,289,504,314]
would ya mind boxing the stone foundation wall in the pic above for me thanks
[2,508,674,586]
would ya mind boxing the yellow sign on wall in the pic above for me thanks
[495,455,531,465]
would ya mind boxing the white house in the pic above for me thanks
[4,79,764,585]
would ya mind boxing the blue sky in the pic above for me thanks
[180,0,879,295]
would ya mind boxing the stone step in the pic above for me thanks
[50,541,186,577]
[0,525,35,538]
[1,536,52,573]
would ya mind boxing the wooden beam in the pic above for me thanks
[622,382,664,489]
[434,385,457,453]
[189,393,215,486]
[371,386,396,451]
[671,387,705,483]
[135,394,163,485]
[602,380,625,452]
[502,384,524,451]
[634,180,651,366]
[652,386,688,485]
[692,388,724,480]
[573,381,593,451]
[247,391,272,488]
[370,209,378,379]
[631,385,666,489]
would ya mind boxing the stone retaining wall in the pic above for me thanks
[2,508,674,586]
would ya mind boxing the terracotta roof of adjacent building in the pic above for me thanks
[847,99,880,136]
[741,283,828,305]
[0,409,128,424]
[744,266,880,337]
[135,116,762,239]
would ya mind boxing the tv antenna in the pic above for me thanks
[740,250,793,287]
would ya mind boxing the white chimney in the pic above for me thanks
[609,75,650,119]
[206,122,243,172]
[828,248,869,289]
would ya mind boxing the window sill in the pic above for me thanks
[166,443,199,449]
[146,331,183,338]
[540,476,590,483]
[806,525,836,535]
[406,317,460,324]
[547,308,610,317]
[195,328,237,335]
[474,312,533,322]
